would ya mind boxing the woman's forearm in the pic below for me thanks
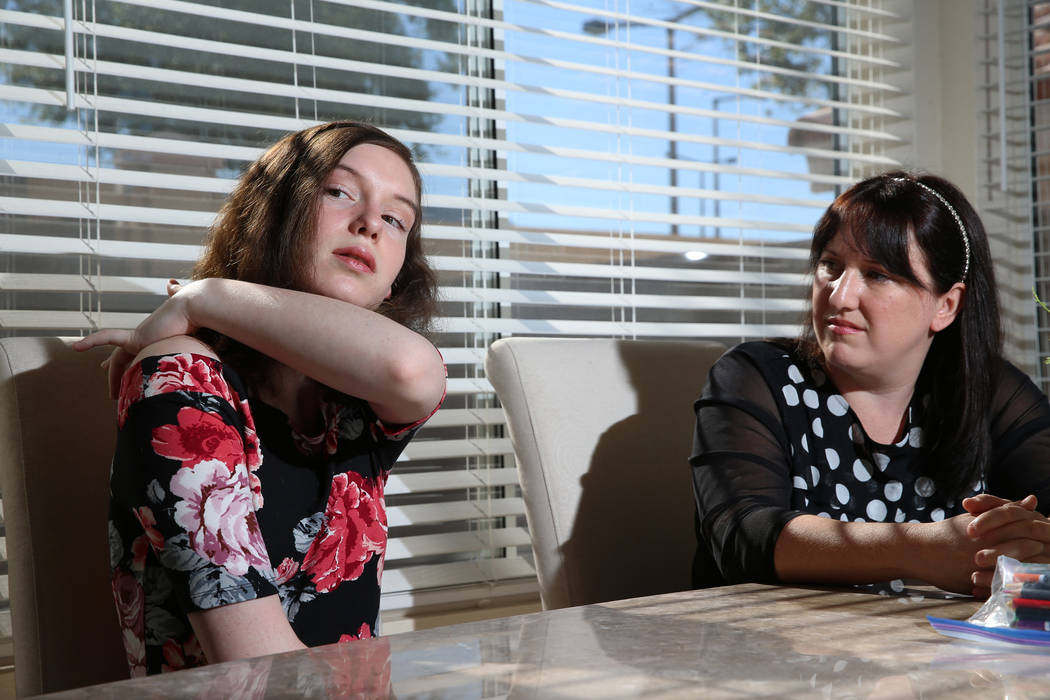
[773,514,979,594]
[183,278,445,423]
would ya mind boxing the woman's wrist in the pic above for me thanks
[895,520,929,581]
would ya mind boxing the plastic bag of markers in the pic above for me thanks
[928,556,1050,650]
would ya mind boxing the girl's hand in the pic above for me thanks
[72,280,196,397]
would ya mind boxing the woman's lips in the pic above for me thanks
[333,246,375,273]
[827,317,863,335]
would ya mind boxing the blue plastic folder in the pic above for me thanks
[928,615,1050,650]
[927,556,1050,650]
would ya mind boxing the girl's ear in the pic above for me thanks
[931,282,965,332]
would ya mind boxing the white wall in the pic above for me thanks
[887,0,1036,370]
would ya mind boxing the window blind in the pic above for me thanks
[1019,0,1050,389]
[0,0,907,638]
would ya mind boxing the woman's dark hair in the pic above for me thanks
[798,170,1001,496]
[192,120,438,388]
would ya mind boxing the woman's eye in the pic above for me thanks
[383,214,407,231]
[865,269,889,282]
[817,259,839,275]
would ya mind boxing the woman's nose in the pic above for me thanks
[828,268,861,308]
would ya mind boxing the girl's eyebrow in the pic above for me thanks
[332,164,420,221]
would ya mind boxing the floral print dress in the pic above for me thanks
[109,353,429,676]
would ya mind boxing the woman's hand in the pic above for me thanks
[72,280,196,397]
[906,513,989,596]
[962,494,1050,594]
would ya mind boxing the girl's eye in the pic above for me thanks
[383,214,407,231]
[325,187,353,200]
[865,269,890,282]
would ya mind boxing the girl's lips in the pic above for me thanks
[333,246,375,273]
[827,317,863,335]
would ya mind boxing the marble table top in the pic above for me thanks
[37,584,1050,698]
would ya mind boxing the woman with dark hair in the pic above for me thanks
[74,121,446,675]
[691,171,1050,596]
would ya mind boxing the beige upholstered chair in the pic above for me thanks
[0,337,127,696]
[485,337,726,609]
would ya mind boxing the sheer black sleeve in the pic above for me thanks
[987,361,1050,512]
[690,346,806,588]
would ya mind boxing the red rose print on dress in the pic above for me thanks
[144,354,234,403]
[152,407,245,473]
[117,361,145,429]
[238,398,264,508]
[275,557,300,585]
[130,535,149,573]
[238,398,262,470]
[111,569,146,676]
[170,459,270,577]
[301,472,387,593]
[133,506,165,550]
[292,400,343,456]
[161,635,206,672]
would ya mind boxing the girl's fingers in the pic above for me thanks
[166,279,182,297]
[71,328,134,353]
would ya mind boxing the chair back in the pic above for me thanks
[0,337,127,696]
[485,337,726,609]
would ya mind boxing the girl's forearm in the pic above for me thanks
[185,278,445,423]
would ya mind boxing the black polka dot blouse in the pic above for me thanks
[690,340,1050,589]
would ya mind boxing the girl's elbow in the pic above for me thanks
[387,348,446,416]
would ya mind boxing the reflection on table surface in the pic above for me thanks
[37,584,1050,699]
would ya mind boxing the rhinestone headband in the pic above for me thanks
[894,177,970,281]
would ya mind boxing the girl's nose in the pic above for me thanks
[353,211,381,239]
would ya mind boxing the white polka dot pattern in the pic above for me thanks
[915,477,935,498]
[827,394,849,416]
[852,459,871,482]
[803,389,818,408]
[754,342,983,545]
